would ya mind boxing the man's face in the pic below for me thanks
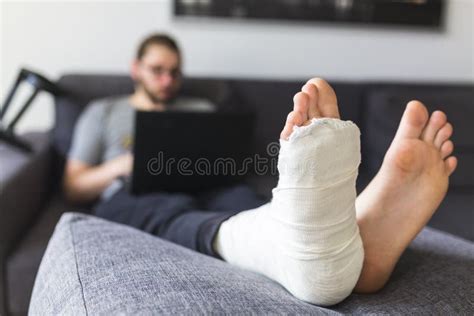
[133,44,181,103]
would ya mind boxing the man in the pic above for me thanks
[64,34,214,203]
[64,33,457,305]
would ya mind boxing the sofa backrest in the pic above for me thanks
[363,83,474,189]
[228,80,365,157]
[53,74,473,190]
[53,75,234,158]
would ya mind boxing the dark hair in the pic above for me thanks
[136,33,181,60]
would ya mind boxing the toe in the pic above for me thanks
[306,78,340,119]
[440,140,454,159]
[287,110,304,126]
[281,111,303,140]
[434,122,453,149]
[280,125,293,140]
[394,100,429,141]
[421,111,447,144]
[281,93,308,140]
[445,156,457,176]
[301,83,321,119]
[293,92,310,122]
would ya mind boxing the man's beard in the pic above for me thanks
[140,82,177,105]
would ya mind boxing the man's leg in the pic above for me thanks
[198,183,268,212]
[94,188,227,254]
[94,188,199,237]
[213,79,364,306]
[211,78,457,306]
[93,186,260,257]
[162,184,267,257]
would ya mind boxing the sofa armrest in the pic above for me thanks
[0,131,53,256]
[30,213,474,314]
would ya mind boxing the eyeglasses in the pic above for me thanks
[143,64,182,79]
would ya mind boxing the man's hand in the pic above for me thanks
[63,152,134,204]
[107,152,134,177]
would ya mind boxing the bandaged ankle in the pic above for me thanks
[213,118,364,306]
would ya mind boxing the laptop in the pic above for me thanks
[131,110,255,195]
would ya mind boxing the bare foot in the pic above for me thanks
[280,78,340,139]
[354,101,457,293]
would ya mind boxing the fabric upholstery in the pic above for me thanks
[5,193,89,315]
[30,213,474,314]
[428,191,474,241]
[0,132,52,256]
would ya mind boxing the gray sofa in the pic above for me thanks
[1,74,473,315]
[29,213,474,314]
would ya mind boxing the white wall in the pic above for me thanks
[1,0,473,133]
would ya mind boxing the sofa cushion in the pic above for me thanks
[30,213,474,314]
[5,192,86,316]
[428,191,474,241]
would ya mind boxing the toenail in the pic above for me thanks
[433,111,446,122]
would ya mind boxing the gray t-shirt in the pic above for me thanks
[68,95,215,199]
